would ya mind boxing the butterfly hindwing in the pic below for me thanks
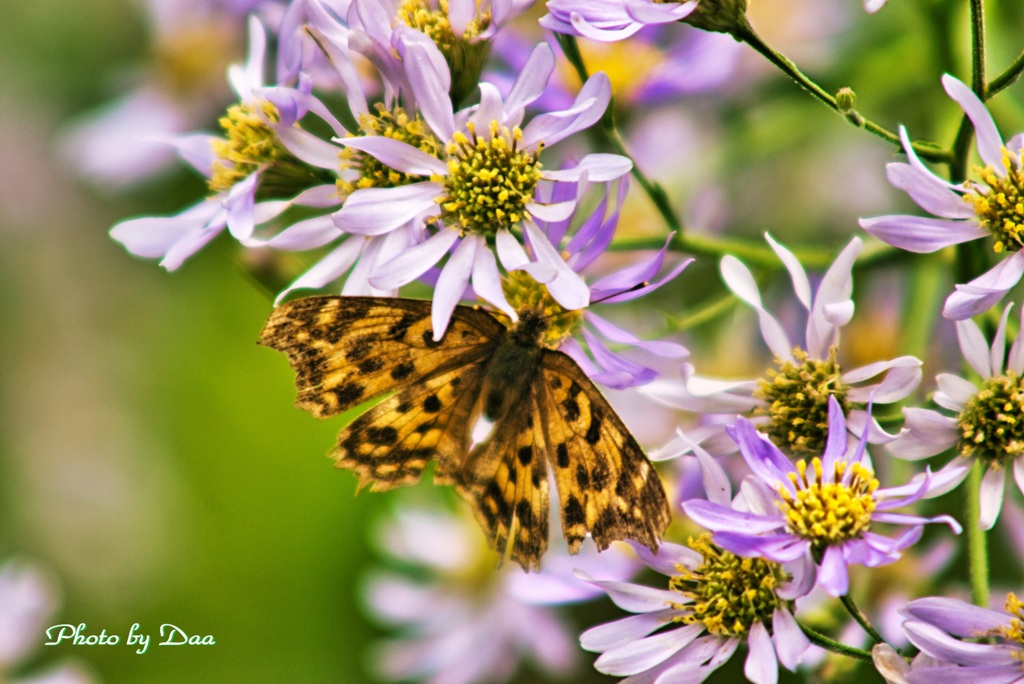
[335,361,488,491]
[536,349,671,554]
[456,384,550,571]
[258,296,502,418]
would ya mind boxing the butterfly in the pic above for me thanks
[259,295,670,570]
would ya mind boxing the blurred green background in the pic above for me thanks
[1,0,1023,682]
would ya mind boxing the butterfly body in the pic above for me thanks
[259,296,670,570]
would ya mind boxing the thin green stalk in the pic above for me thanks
[733,19,951,164]
[608,233,897,271]
[989,49,1024,98]
[969,0,986,98]
[555,34,683,234]
[798,623,873,662]
[839,594,886,646]
[966,460,990,607]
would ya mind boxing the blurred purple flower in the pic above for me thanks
[0,559,95,684]
[363,505,638,684]
[683,397,963,597]
[887,302,1024,529]
[860,74,1024,320]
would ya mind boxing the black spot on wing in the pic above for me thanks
[556,443,570,468]
[517,446,533,466]
[422,394,442,412]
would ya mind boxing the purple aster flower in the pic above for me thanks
[0,558,96,684]
[683,397,964,597]
[899,593,1024,684]
[577,536,810,683]
[541,0,698,42]
[110,16,337,270]
[642,235,923,456]
[860,74,1024,320]
[887,302,1024,529]
[332,39,632,336]
[363,505,638,684]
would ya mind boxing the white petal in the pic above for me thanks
[332,182,441,235]
[369,228,459,290]
[542,154,633,182]
[765,233,811,310]
[525,222,590,309]
[942,74,1005,169]
[594,623,705,676]
[275,238,365,304]
[843,357,922,403]
[580,609,678,652]
[884,162,974,219]
[979,466,1006,530]
[990,303,1014,376]
[720,256,792,361]
[336,135,448,176]
[806,237,860,359]
[934,373,976,410]
[432,235,479,340]
[771,608,809,671]
[744,621,778,684]
[957,318,993,377]
[471,243,517,320]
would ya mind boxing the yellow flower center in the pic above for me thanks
[209,101,282,193]
[435,121,543,236]
[754,346,850,456]
[396,0,489,53]
[963,148,1024,254]
[1000,593,1024,647]
[778,457,878,548]
[497,272,584,349]
[958,371,1024,466]
[669,534,788,637]
[338,104,443,197]
[565,40,665,102]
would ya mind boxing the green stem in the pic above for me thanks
[798,623,874,662]
[966,460,990,607]
[969,0,987,98]
[988,49,1024,98]
[555,34,684,235]
[839,594,886,645]
[663,289,739,332]
[608,234,897,271]
[733,20,951,164]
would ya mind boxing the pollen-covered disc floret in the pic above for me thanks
[396,0,490,54]
[754,347,851,455]
[209,101,283,192]
[964,148,1024,254]
[436,121,543,235]
[779,457,878,548]
[338,105,443,196]
[1001,593,1024,647]
[499,272,583,348]
[958,370,1024,465]
[669,535,788,637]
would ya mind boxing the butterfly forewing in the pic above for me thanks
[535,350,671,554]
[258,296,503,417]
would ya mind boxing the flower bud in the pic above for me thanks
[836,87,857,115]
[683,0,749,35]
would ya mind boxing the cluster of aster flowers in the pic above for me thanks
[94,0,1024,682]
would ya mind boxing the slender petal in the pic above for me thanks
[432,234,479,339]
[744,621,778,684]
[369,228,459,290]
[771,608,809,671]
[979,466,1006,529]
[337,136,448,176]
[942,74,1005,169]
[580,609,678,652]
[859,215,987,253]
[885,162,974,219]
[332,182,442,235]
